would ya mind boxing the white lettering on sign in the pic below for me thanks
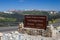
[26,16,46,19]
[27,19,43,22]
[27,23,34,25]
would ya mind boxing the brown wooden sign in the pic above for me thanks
[24,15,47,29]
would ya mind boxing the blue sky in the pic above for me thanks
[0,0,60,11]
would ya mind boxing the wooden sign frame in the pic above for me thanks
[24,15,48,30]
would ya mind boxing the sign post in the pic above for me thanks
[24,15,47,30]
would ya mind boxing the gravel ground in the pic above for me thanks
[0,31,60,40]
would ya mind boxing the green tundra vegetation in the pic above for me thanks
[0,11,60,26]
[0,17,16,22]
